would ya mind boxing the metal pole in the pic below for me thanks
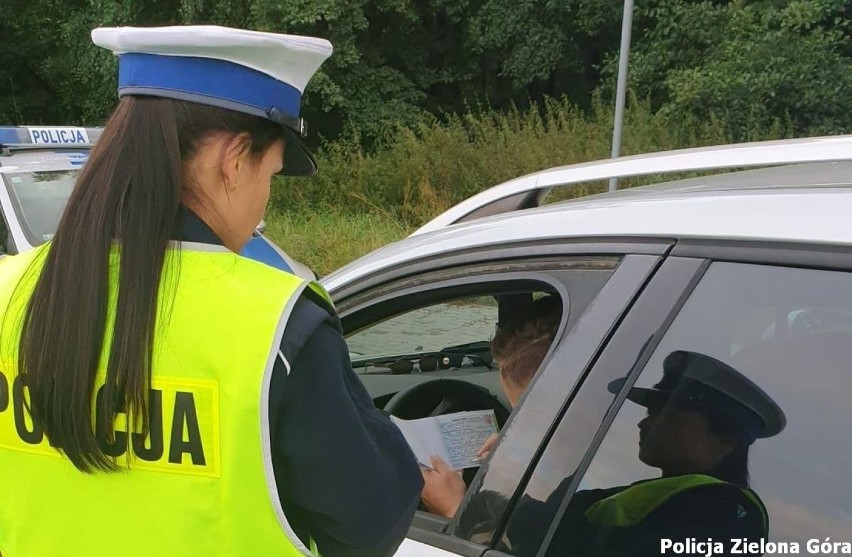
[609,0,635,192]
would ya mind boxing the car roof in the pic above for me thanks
[587,159,852,195]
[323,161,852,292]
[413,134,852,234]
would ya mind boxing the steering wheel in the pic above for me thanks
[385,379,510,495]
[383,378,510,427]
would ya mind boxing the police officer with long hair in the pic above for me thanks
[0,26,421,557]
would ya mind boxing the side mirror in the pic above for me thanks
[256,219,267,235]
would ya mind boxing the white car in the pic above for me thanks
[321,135,852,556]
[0,126,315,279]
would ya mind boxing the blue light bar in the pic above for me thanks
[0,128,30,145]
[0,126,105,147]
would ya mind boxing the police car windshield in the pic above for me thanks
[1,170,76,247]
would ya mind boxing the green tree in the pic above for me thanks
[611,0,852,139]
[470,0,621,109]
[5,0,851,146]
[0,0,66,124]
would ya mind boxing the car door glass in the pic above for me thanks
[0,213,7,253]
[337,255,655,552]
[346,295,499,367]
[3,170,76,246]
[535,262,852,556]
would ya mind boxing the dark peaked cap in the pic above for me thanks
[608,350,786,441]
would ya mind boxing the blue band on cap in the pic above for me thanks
[117,53,301,119]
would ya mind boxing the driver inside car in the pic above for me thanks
[420,294,562,516]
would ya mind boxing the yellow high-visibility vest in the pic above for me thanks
[0,242,330,557]
[585,473,768,532]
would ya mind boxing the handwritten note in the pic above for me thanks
[392,410,498,470]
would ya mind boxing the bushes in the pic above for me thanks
[265,95,795,273]
[271,94,789,226]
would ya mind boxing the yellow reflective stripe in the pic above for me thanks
[585,474,724,527]
[585,474,767,532]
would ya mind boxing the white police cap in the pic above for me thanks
[91,25,333,176]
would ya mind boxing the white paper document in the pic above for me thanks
[391,409,498,470]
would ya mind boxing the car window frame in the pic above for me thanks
[3,169,75,247]
[472,257,705,556]
[338,262,576,538]
[339,260,580,335]
[327,237,672,304]
[671,238,852,272]
[333,246,669,556]
[521,241,852,557]
[340,253,662,555]
[343,268,574,419]
[447,254,666,544]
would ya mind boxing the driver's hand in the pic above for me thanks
[421,456,466,518]
[476,433,499,460]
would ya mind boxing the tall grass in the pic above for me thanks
[263,207,411,276]
[266,95,793,274]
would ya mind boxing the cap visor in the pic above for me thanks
[607,377,668,408]
[280,128,317,176]
[625,387,668,408]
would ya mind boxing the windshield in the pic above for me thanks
[1,170,77,247]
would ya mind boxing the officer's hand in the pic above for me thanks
[421,456,466,518]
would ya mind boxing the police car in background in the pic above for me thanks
[0,126,315,279]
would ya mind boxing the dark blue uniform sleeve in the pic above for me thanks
[268,295,423,557]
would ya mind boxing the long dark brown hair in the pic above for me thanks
[14,96,285,472]
[705,410,752,487]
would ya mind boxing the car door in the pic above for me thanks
[329,238,673,557]
[495,242,852,557]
